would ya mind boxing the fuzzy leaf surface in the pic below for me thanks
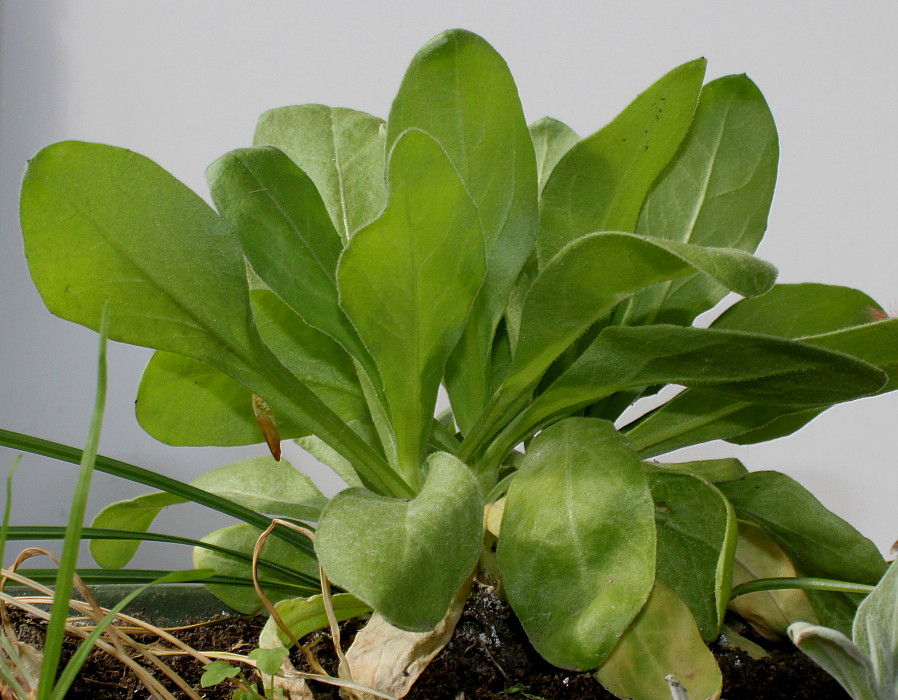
[789,623,878,700]
[195,522,319,614]
[314,452,482,632]
[519,325,885,443]
[853,559,898,695]
[498,418,655,670]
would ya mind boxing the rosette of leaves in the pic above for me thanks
[20,29,895,700]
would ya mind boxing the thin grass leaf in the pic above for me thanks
[38,306,110,700]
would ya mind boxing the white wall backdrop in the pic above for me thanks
[1,0,897,569]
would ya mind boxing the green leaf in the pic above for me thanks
[254,105,387,241]
[515,325,885,449]
[387,29,539,434]
[337,129,484,484]
[465,233,777,456]
[19,141,400,498]
[260,593,372,648]
[249,646,289,676]
[201,659,241,687]
[719,471,886,634]
[195,522,319,614]
[208,146,376,373]
[314,452,482,631]
[295,435,364,488]
[21,141,257,367]
[789,623,879,700]
[650,458,748,482]
[648,469,737,640]
[90,456,326,568]
[595,584,722,700]
[538,58,706,263]
[135,350,304,446]
[853,559,898,695]
[250,289,370,424]
[497,418,655,670]
[530,117,579,193]
[624,75,779,326]
[711,282,882,338]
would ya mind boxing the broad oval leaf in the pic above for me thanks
[254,104,387,241]
[90,456,326,568]
[538,58,706,263]
[337,129,485,484]
[314,452,482,632]
[195,522,319,614]
[648,469,737,641]
[21,141,257,366]
[498,418,656,670]
[136,350,304,447]
[625,74,779,326]
[387,28,539,433]
[595,583,722,700]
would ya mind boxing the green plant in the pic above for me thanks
[18,27,897,699]
[789,558,898,700]
[0,315,215,699]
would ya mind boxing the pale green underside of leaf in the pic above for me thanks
[853,559,898,696]
[338,128,485,483]
[538,58,707,264]
[529,116,579,194]
[254,104,387,241]
[387,28,539,434]
[595,583,722,700]
[789,623,879,700]
[314,452,482,632]
[498,418,655,670]
[90,456,326,568]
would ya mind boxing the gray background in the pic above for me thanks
[1,0,897,569]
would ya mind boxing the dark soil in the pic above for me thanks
[4,586,849,699]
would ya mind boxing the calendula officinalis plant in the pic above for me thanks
[16,28,898,700]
